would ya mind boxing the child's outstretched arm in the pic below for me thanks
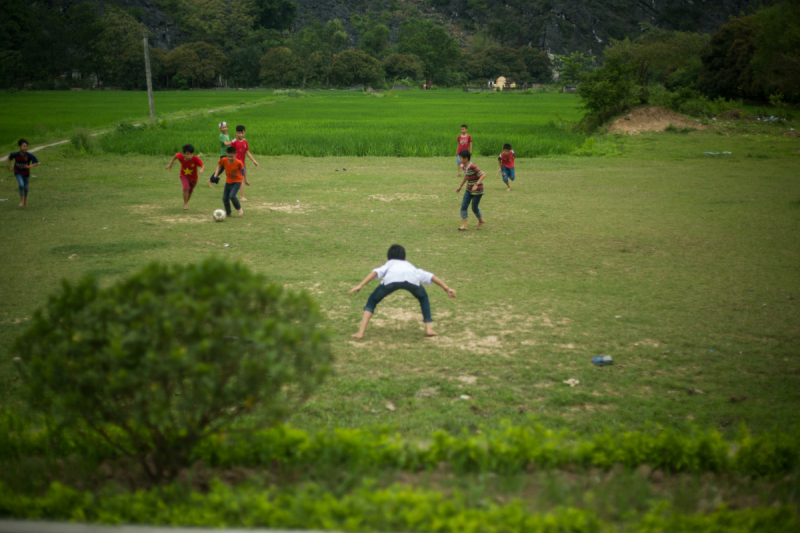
[165,154,179,170]
[431,276,456,299]
[349,271,378,295]
[198,163,205,174]
[246,150,259,167]
[475,171,486,187]
[456,175,467,192]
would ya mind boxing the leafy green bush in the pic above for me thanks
[273,89,308,98]
[68,128,95,155]
[1,479,796,531]
[11,259,332,482]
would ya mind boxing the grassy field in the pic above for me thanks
[1,91,799,527]
[1,115,798,439]
[97,91,588,158]
[0,90,280,148]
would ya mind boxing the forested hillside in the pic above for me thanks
[0,0,773,90]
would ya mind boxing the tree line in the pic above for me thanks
[0,0,552,90]
[566,0,799,129]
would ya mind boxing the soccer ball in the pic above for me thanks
[213,209,226,222]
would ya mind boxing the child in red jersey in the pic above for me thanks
[456,124,472,178]
[456,150,486,231]
[230,125,259,201]
[497,143,515,191]
[166,144,204,210]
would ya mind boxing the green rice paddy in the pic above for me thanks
[97,91,587,158]
[0,90,279,147]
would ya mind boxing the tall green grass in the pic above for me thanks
[100,91,587,158]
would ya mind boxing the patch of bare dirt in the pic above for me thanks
[253,202,314,214]
[369,194,439,202]
[607,106,707,134]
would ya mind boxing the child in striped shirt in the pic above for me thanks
[456,150,486,230]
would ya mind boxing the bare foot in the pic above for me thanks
[351,332,364,339]
[183,205,189,210]
[506,187,511,191]
[241,196,248,202]
[425,330,438,337]
[476,221,485,230]
[457,226,467,231]
[238,208,244,216]
[18,201,24,207]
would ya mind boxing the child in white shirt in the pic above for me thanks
[349,244,456,339]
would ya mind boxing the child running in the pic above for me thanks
[349,244,456,339]
[8,139,39,207]
[230,125,258,201]
[456,150,486,230]
[165,144,204,210]
[497,143,515,191]
[456,124,472,178]
[209,147,245,217]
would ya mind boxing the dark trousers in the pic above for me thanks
[460,190,483,218]
[223,182,241,215]
[364,282,433,323]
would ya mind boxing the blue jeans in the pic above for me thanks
[364,282,432,323]
[15,173,29,196]
[460,190,483,219]
[223,182,241,215]
[501,166,515,184]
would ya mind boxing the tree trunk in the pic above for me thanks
[302,72,307,89]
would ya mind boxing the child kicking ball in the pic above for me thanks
[349,244,456,339]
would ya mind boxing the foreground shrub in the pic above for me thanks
[12,259,332,482]
[0,479,796,531]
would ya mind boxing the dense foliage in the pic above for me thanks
[11,259,332,481]
[1,479,797,531]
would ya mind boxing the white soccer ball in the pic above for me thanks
[213,209,226,222]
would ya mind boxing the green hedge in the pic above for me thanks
[192,423,800,477]
[0,480,796,532]
[3,413,799,478]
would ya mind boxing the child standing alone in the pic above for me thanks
[456,150,486,230]
[230,125,258,201]
[210,147,245,217]
[8,139,39,207]
[456,124,472,178]
[349,244,456,339]
[165,144,204,210]
[497,143,515,191]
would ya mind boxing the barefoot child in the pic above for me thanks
[456,124,472,178]
[166,144,204,210]
[456,150,486,230]
[349,244,456,339]
[497,143,515,191]
[8,139,39,207]
[230,125,258,201]
[209,147,245,217]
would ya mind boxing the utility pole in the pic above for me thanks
[143,31,155,124]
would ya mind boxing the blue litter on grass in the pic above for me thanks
[592,355,614,366]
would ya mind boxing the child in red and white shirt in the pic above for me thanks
[166,144,204,210]
[230,125,259,201]
[456,124,472,178]
[497,143,515,191]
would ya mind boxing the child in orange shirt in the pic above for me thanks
[209,147,245,217]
